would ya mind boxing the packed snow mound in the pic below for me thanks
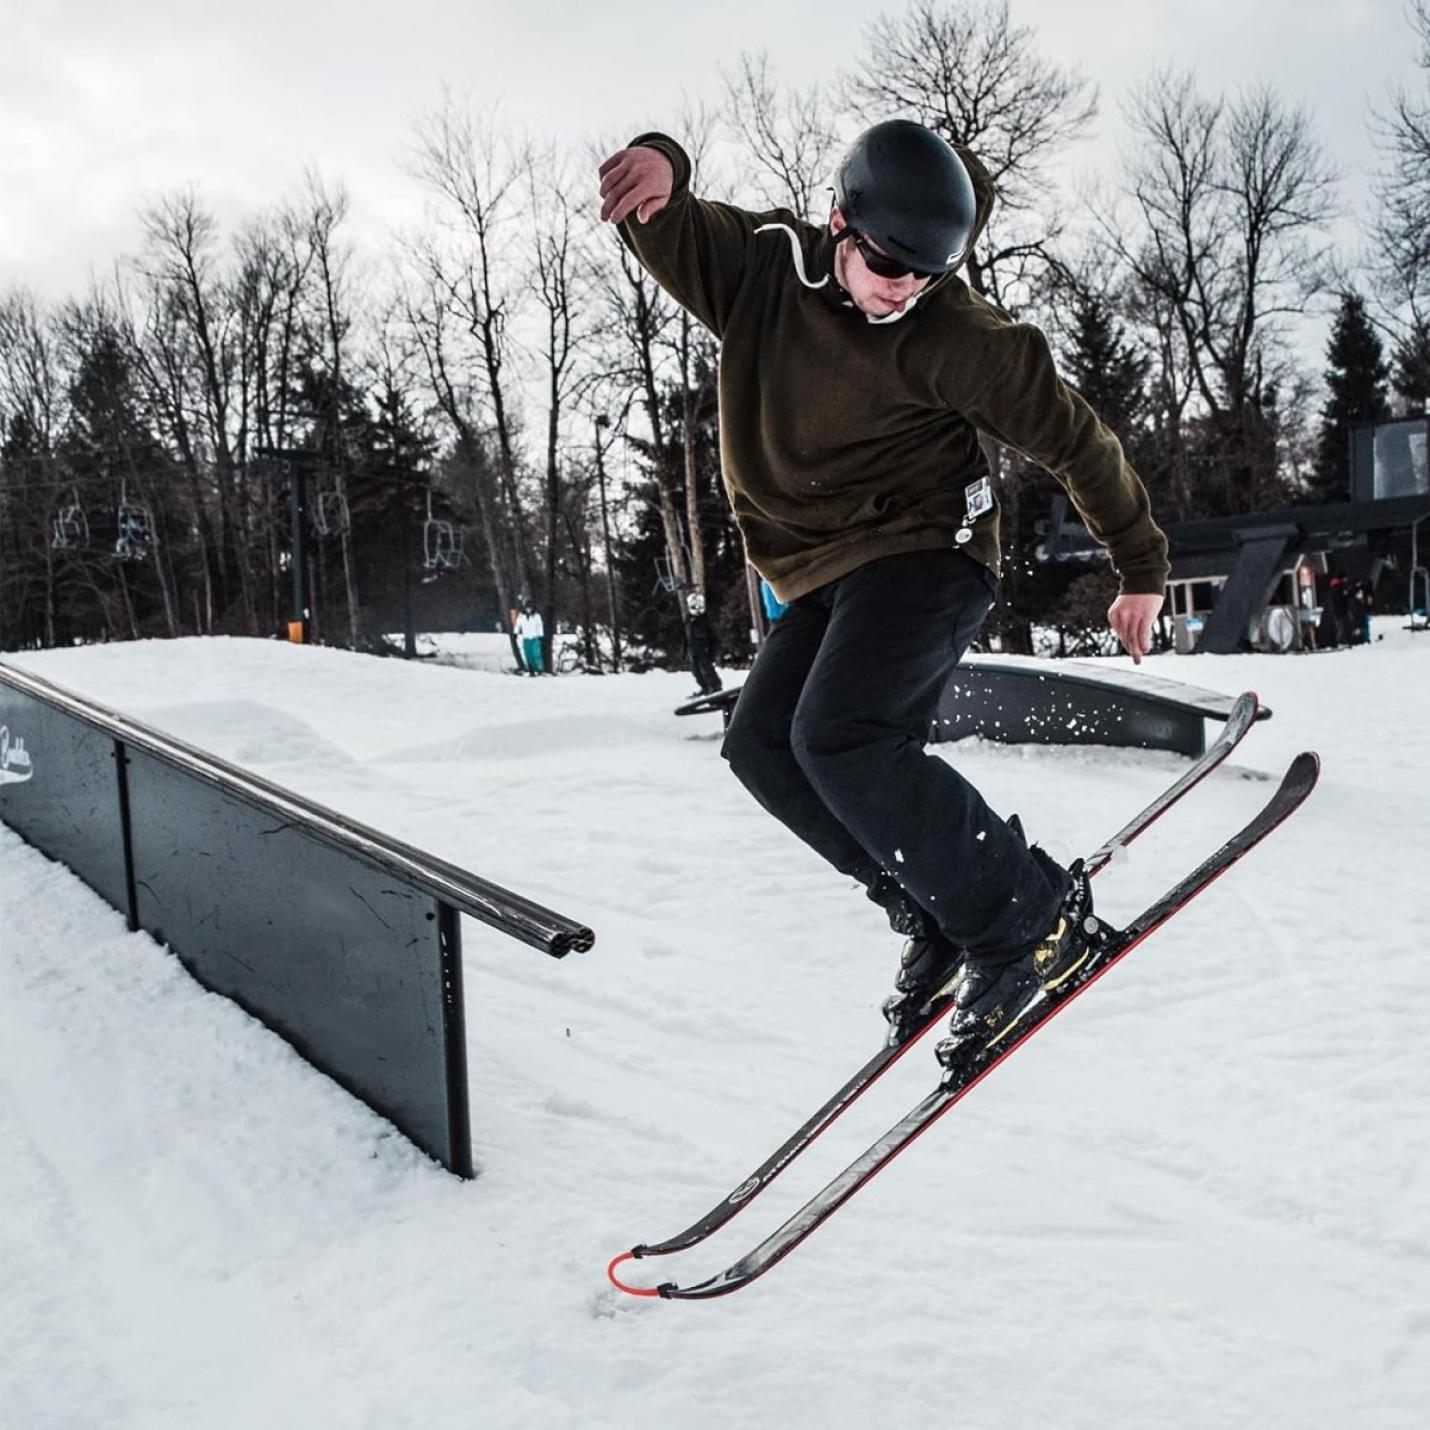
[135,698,365,774]
[386,712,669,765]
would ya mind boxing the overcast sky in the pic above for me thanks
[3,0,1421,319]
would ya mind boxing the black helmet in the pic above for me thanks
[834,120,977,276]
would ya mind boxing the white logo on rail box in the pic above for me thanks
[0,726,34,785]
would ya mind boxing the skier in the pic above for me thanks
[686,591,723,697]
[599,121,1168,1063]
[516,604,545,676]
[1353,578,1374,645]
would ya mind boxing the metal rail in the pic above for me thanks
[0,660,594,958]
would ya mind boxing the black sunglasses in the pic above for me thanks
[850,229,925,281]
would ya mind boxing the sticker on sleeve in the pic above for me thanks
[964,477,994,521]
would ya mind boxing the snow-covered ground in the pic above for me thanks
[2,623,1427,1429]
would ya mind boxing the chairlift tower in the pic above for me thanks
[254,446,316,643]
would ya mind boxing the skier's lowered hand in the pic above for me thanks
[599,147,674,225]
[1108,592,1164,664]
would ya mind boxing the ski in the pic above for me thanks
[1083,689,1262,877]
[624,751,1317,1300]
[607,692,1263,1282]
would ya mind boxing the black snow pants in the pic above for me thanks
[721,548,1066,958]
[688,613,722,695]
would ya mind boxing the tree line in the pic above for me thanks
[3,0,1427,664]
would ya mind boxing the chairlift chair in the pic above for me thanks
[115,493,153,562]
[52,503,90,551]
[421,486,464,572]
[315,489,350,537]
[654,522,695,594]
[439,523,464,569]
[654,554,690,594]
[422,519,463,571]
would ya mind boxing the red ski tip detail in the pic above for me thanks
[607,1249,664,1297]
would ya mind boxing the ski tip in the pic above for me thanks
[606,1249,667,1298]
[1227,690,1262,728]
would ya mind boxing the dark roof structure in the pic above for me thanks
[1044,415,1430,654]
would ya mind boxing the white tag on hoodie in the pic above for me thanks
[964,477,993,521]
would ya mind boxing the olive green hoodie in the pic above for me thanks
[618,133,1169,602]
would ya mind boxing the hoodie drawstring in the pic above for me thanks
[754,223,932,326]
[754,223,829,290]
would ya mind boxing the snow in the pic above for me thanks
[2,623,1428,1429]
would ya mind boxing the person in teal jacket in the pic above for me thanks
[517,606,544,675]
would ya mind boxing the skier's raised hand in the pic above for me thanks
[599,147,674,225]
[1108,592,1164,664]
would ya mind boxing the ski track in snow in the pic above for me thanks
[2,625,1428,1429]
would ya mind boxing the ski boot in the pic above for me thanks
[868,874,963,1047]
[872,813,1030,1047]
[881,930,965,1047]
[934,859,1108,1068]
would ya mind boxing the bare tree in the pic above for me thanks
[135,188,260,627]
[0,290,68,647]
[0,290,65,451]
[587,111,727,655]
[118,267,227,630]
[301,171,365,647]
[527,143,596,672]
[409,95,538,607]
[591,185,694,613]
[667,101,724,608]
[590,409,626,669]
[1372,1,1430,407]
[722,51,840,222]
[399,251,522,661]
[229,205,316,626]
[1104,71,1338,510]
[1128,275,1200,518]
[839,0,1098,306]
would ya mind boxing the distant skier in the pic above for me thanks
[1353,578,1374,645]
[600,121,1168,1063]
[685,591,722,697]
[516,604,545,676]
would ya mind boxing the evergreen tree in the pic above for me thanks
[1392,322,1430,414]
[281,364,475,644]
[0,411,52,649]
[996,292,1151,652]
[1064,293,1151,442]
[616,361,751,670]
[57,322,177,640]
[1314,292,1390,502]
